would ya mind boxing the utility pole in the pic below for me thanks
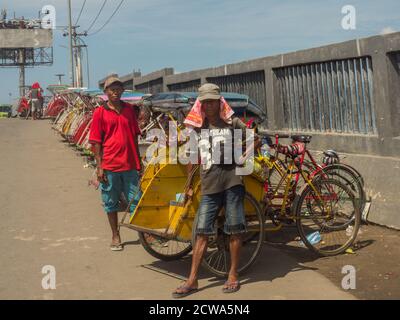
[74,44,87,88]
[78,37,90,88]
[71,26,88,88]
[18,48,25,97]
[72,30,79,87]
[67,0,75,87]
[64,1,88,88]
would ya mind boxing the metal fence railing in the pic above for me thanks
[135,77,163,94]
[206,70,266,113]
[167,79,201,92]
[275,57,377,134]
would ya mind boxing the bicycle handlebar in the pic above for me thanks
[259,133,290,139]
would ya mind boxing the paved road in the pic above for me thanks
[0,119,355,300]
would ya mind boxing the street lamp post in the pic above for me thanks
[55,74,65,85]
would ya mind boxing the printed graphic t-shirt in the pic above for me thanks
[199,117,248,195]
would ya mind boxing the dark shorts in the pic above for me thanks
[195,184,247,235]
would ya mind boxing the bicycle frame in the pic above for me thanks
[256,138,335,229]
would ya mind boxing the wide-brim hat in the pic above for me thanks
[198,83,221,102]
[104,76,123,90]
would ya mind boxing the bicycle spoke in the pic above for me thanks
[200,192,263,277]
[297,178,360,255]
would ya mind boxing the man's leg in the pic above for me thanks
[227,234,242,284]
[223,185,246,290]
[32,100,38,120]
[107,212,121,246]
[31,105,36,120]
[100,170,123,248]
[176,234,208,291]
[173,193,222,295]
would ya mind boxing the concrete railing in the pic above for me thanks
[99,32,400,158]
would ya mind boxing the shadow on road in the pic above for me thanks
[139,242,319,292]
[117,224,375,292]
[122,239,141,246]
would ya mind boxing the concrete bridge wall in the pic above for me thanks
[99,33,400,229]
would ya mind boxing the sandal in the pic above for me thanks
[222,280,240,293]
[110,243,123,251]
[172,285,199,299]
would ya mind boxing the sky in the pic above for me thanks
[0,0,399,102]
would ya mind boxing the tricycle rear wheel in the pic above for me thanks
[138,232,192,261]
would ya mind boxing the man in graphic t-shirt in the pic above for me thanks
[172,83,261,298]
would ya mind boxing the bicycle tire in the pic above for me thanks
[138,232,192,261]
[315,163,366,217]
[295,178,361,256]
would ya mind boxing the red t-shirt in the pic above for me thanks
[89,102,141,172]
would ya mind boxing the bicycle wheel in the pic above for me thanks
[192,192,264,278]
[316,164,366,218]
[138,232,192,261]
[341,163,365,187]
[295,178,360,256]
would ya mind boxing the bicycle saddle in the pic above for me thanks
[291,135,312,143]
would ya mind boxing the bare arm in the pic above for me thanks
[93,142,107,183]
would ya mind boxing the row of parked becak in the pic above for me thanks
[46,87,268,159]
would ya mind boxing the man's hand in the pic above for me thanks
[184,187,194,203]
[96,167,108,184]
[254,136,262,153]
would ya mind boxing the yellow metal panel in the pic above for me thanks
[130,162,189,229]
[130,206,170,229]
[131,155,267,241]
[244,175,264,203]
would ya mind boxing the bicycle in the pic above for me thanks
[253,133,361,256]
[264,134,366,225]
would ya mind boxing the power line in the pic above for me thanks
[88,0,125,36]
[74,0,87,25]
[85,0,107,33]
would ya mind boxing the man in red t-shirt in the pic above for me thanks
[89,76,141,251]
